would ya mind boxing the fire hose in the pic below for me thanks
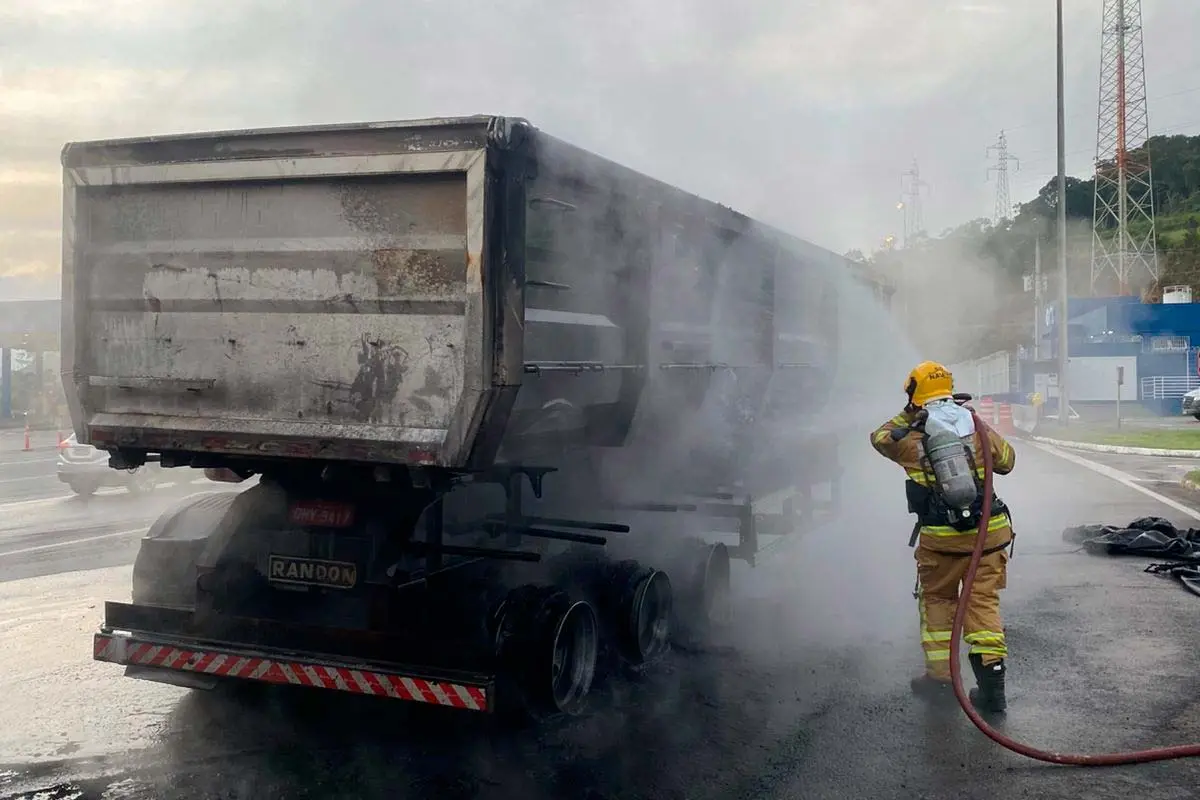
[954,410,1200,765]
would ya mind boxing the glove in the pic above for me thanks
[889,426,910,442]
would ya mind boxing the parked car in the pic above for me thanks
[1182,388,1200,421]
[56,433,159,496]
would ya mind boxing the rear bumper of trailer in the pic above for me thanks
[93,602,493,712]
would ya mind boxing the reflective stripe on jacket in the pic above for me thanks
[871,409,1016,554]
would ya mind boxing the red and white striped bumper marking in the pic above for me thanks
[93,634,488,711]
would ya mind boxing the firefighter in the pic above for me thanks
[869,361,1016,713]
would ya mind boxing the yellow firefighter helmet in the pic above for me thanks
[905,361,955,407]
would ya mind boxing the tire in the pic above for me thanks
[1192,414,1200,421]
[68,481,98,497]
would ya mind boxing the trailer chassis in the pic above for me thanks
[93,459,840,718]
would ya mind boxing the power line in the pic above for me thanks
[987,130,1020,224]
[991,67,1200,136]
[1012,115,1200,173]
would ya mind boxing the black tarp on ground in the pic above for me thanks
[1063,516,1200,597]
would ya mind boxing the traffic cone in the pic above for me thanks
[22,421,31,452]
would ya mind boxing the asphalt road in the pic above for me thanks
[4,440,1200,799]
[0,483,247,584]
[0,438,217,507]
[0,445,62,505]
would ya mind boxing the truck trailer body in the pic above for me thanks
[67,115,891,716]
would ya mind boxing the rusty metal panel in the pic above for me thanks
[63,134,495,466]
[61,116,498,169]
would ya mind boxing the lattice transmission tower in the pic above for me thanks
[987,130,1019,225]
[1090,0,1158,296]
[900,159,930,244]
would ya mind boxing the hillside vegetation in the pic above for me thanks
[855,134,1200,362]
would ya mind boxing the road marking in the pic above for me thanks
[1029,440,1200,522]
[0,475,46,485]
[0,457,57,467]
[0,527,148,557]
[0,478,220,512]
[0,495,66,512]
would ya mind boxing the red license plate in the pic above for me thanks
[288,500,355,528]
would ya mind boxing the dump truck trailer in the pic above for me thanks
[67,115,888,717]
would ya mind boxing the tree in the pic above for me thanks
[861,133,1200,360]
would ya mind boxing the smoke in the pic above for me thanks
[716,249,923,663]
[885,225,1015,365]
[2,4,1092,795]
[502,149,931,679]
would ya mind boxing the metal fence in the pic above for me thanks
[1139,374,1200,400]
[948,350,1016,398]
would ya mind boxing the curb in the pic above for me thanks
[1031,435,1200,457]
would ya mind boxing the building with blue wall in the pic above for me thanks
[1033,294,1200,413]
[1040,295,1200,357]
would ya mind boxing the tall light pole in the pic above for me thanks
[1056,0,1071,427]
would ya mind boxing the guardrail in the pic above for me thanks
[1139,375,1200,400]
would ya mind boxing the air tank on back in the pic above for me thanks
[922,405,979,517]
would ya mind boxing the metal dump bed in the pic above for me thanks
[61,116,526,468]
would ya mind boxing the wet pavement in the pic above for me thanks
[0,439,223,508]
[0,447,61,505]
[3,441,1200,798]
[1041,446,1200,512]
[0,481,246,584]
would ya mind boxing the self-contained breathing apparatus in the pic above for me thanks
[895,393,1009,548]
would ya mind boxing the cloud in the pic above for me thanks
[0,230,59,301]
[0,64,294,283]
[1,0,182,25]
[0,0,1196,296]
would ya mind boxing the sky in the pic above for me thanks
[1,0,1198,301]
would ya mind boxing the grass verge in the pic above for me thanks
[1038,426,1200,450]
[1185,470,1200,487]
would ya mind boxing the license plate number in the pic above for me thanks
[288,500,355,528]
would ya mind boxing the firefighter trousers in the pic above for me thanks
[914,543,1009,680]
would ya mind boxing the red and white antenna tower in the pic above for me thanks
[1090,0,1158,296]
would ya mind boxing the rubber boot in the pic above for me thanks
[968,654,1007,713]
[910,674,954,703]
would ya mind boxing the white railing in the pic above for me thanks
[1139,374,1200,399]
[1147,335,1190,353]
[948,350,1014,397]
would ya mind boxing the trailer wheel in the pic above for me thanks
[492,585,598,718]
[697,542,731,628]
[605,560,673,667]
[671,540,731,647]
[550,600,597,713]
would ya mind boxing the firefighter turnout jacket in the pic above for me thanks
[870,409,1016,554]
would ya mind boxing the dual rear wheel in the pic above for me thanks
[492,541,732,718]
